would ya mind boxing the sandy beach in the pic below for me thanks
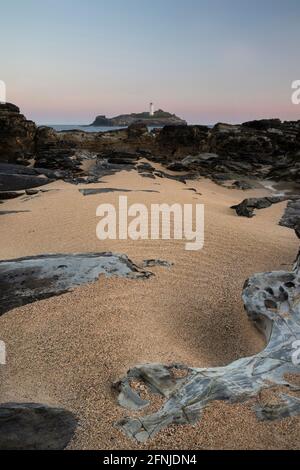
[0,165,299,449]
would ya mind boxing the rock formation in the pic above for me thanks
[90,109,187,127]
[0,252,153,316]
[1,103,300,188]
[0,103,36,165]
[0,403,77,450]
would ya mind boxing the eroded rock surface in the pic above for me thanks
[0,252,152,316]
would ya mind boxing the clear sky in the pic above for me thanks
[1,0,300,124]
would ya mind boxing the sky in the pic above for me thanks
[1,0,300,124]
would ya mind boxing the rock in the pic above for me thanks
[231,180,253,190]
[0,103,36,164]
[79,188,158,196]
[0,252,153,316]
[127,122,149,139]
[0,403,77,450]
[231,196,290,218]
[142,259,174,268]
[280,199,300,237]
[25,189,40,195]
[0,162,54,191]
[105,151,141,165]
[114,202,300,442]
[242,119,282,131]
[157,125,209,157]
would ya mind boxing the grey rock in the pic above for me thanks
[231,196,291,218]
[0,403,77,450]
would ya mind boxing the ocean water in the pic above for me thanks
[43,124,127,133]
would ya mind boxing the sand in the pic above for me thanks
[0,164,299,449]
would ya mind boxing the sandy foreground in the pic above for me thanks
[0,164,299,450]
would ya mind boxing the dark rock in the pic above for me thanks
[127,122,149,139]
[231,180,253,190]
[0,191,24,200]
[242,119,282,131]
[279,199,300,237]
[0,173,52,191]
[0,403,77,450]
[114,205,300,443]
[25,189,40,195]
[142,259,174,268]
[231,196,289,217]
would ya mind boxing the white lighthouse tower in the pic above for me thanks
[149,102,154,116]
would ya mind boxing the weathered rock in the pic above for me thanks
[142,259,174,268]
[0,403,77,450]
[0,163,54,191]
[0,103,37,165]
[231,180,253,190]
[0,191,24,200]
[90,109,187,127]
[0,252,153,316]
[157,125,209,158]
[280,199,300,237]
[79,187,159,196]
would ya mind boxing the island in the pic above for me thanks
[89,109,187,127]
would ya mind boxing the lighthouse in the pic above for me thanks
[149,102,154,116]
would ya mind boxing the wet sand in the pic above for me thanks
[0,166,299,449]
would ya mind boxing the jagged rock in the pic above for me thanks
[142,259,174,268]
[0,403,77,450]
[157,125,209,157]
[0,252,153,316]
[0,163,53,191]
[0,191,24,200]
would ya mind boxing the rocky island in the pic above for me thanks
[89,108,187,127]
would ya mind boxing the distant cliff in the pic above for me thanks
[89,109,187,127]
